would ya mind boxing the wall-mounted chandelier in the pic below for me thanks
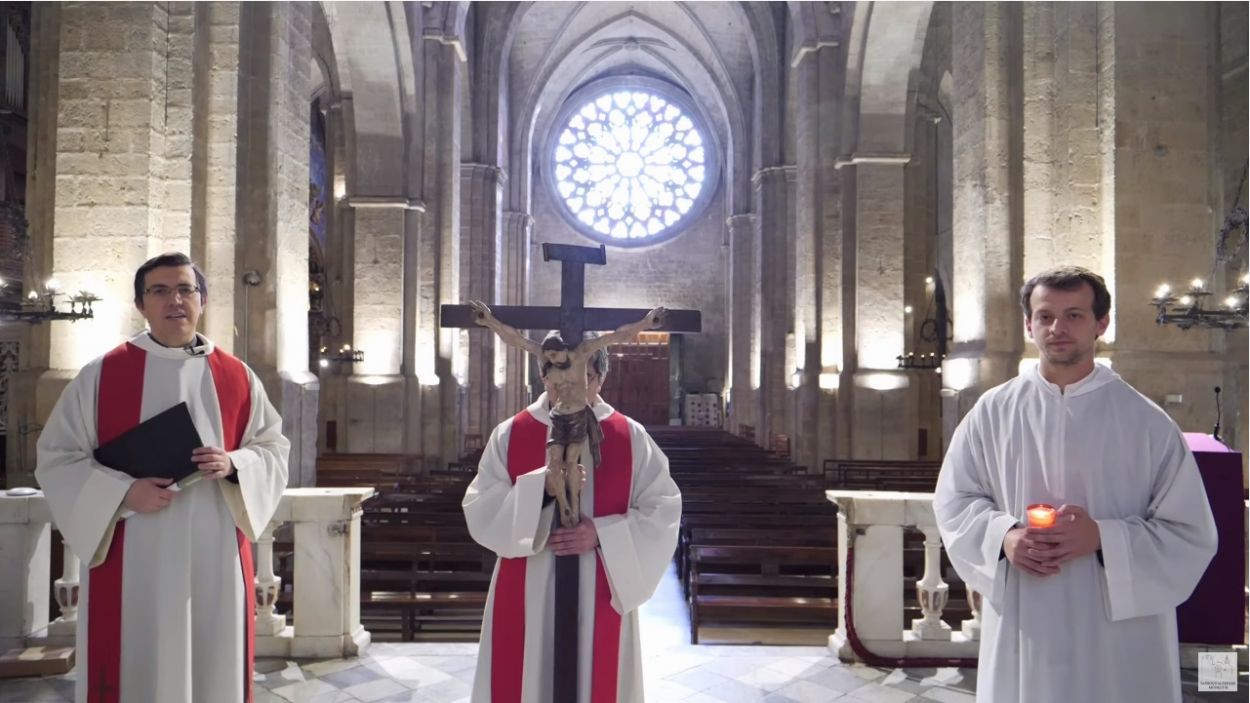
[1150,162,1248,331]
[0,278,98,324]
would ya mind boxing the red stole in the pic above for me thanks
[492,408,633,703]
[89,342,255,703]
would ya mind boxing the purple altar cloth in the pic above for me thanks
[1176,434,1244,645]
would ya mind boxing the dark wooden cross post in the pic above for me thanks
[441,241,700,702]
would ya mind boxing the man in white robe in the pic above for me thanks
[933,266,1217,703]
[463,345,682,703]
[36,252,289,703]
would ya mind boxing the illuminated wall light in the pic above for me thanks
[818,372,840,390]
[943,357,978,392]
[904,305,913,314]
[788,369,802,389]
[855,372,909,391]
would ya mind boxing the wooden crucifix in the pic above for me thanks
[441,241,700,702]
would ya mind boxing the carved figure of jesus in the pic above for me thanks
[468,300,667,526]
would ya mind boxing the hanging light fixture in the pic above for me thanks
[0,277,98,324]
[1151,162,1249,331]
[898,270,951,371]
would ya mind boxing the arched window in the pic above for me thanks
[547,78,718,246]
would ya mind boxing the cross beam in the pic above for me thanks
[439,242,702,343]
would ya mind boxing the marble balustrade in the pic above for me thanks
[826,490,982,662]
[0,486,374,659]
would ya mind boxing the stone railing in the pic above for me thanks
[0,486,374,659]
[825,490,980,662]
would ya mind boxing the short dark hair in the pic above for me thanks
[1019,266,1111,320]
[134,252,207,306]
[539,330,610,379]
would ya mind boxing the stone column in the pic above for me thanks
[0,492,51,651]
[726,213,757,437]
[414,20,462,465]
[1104,3,1229,433]
[347,201,411,454]
[794,40,844,471]
[191,2,241,353]
[1021,3,1103,279]
[236,2,316,486]
[848,158,913,459]
[20,2,200,485]
[753,166,795,449]
[460,164,505,438]
[500,211,533,414]
[945,2,1023,439]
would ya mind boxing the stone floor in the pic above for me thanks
[0,564,1243,702]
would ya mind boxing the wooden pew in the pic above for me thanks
[687,544,837,644]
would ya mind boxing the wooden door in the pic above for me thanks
[600,332,670,425]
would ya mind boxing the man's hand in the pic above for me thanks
[1025,504,1101,565]
[123,477,176,514]
[1003,527,1062,577]
[549,514,599,556]
[192,446,234,480]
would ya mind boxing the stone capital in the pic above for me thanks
[751,165,798,188]
[460,163,508,184]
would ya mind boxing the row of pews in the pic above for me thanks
[648,426,969,644]
[279,425,965,644]
[281,453,490,641]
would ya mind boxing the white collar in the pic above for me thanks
[525,392,616,426]
[129,331,215,359]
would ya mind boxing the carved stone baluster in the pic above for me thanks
[255,520,287,636]
[912,525,952,640]
[962,588,983,640]
[48,539,79,639]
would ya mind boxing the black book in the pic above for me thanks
[93,402,204,482]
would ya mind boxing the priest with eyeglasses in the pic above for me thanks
[35,252,289,703]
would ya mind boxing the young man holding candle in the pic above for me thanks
[933,266,1217,703]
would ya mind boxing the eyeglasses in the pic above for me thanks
[145,285,201,300]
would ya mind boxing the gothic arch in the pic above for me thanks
[845,1,935,155]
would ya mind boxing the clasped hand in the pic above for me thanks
[121,446,233,514]
[1003,504,1101,577]
[550,515,599,556]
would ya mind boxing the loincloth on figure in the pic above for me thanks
[548,405,604,467]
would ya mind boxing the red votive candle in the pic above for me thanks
[1027,503,1056,529]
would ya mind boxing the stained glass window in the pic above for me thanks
[551,88,711,243]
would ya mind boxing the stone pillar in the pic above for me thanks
[0,492,51,651]
[236,2,316,486]
[460,164,505,438]
[21,2,202,485]
[346,201,410,454]
[726,213,757,437]
[49,2,185,367]
[1021,3,1103,279]
[417,25,462,465]
[1104,3,1230,433]
[793,40,844,471]
[945,2,1023,439]
[849,159,913,459]
[501,211,533,414]
[191,2,241,353]
[7,3,57,487]
[753,166,795,449]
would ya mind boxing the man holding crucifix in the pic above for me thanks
[457,243,684,703]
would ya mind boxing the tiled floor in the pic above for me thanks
[0,564,1242,702]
